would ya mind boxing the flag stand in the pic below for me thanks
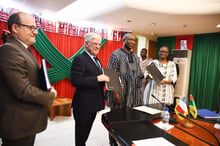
[181,102,194,129]
[181,117,194,128]
[175,95,197,129]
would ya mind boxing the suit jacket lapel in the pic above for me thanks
[9,38,39,68]
[82,51,102,73]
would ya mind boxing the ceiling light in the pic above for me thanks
[150,23,156,26]
[150,32,156,36]
[216,24,220,28]
[182,24,188,28]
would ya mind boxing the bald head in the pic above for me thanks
[7,12,38,45]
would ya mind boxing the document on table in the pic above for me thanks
[132,106,162,115]
[154,121,174,130]
[132,137,175,146]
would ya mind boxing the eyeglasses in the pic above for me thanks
[159,51,169,53]
[15,23,38,32]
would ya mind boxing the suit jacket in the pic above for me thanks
[0,37,55,139]
[71,51,105,113]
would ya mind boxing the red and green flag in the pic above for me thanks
[189,94,197,119]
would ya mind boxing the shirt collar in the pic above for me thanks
[84,49,95,58]
[16,39,28,49]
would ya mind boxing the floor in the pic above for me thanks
[0,107,111,146]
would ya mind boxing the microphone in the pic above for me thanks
[151,94,178,124]
[178,113,220,146]
[151,94,174,113]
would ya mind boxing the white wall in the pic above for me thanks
[136,35,147,57]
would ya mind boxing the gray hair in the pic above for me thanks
[122,33,136,42]
[84,33,101,43]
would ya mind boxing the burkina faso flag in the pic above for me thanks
[189,94,197,119]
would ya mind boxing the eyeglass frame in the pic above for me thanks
[15,23,38,32]
[159,50,169,53]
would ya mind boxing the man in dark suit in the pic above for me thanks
[71,33,110,146]
[0,12,57,146]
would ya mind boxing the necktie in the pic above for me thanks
[93,57,102,72]
[27,47,33,55]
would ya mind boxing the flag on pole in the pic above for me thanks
[189,94,197,119]
[175,96,188,120]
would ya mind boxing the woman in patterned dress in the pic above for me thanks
[143,46,177,105]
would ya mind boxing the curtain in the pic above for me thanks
[0,21,123,98]
[33,29,108,83]
[157,36,176,58]
[188,33,220,110]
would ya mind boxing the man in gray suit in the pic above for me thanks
[0,12,57,146]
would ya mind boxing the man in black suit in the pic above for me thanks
[0,12,57,146]
[71,33,110,146]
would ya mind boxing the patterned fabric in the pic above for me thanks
[143,60,177,105]
[140,57,153,95]
[106,48,143,108]
[140,57,152,74]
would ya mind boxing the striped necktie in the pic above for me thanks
[93,57,102,73]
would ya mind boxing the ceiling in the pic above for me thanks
[3,0,220,40]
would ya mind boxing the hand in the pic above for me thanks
[160,80,167,84]
[50,86,57,98]
[160,80,172,84]
[97,74,110,82]
[113,91,122,104]
[147,74,153,79]
[119,77,124,88]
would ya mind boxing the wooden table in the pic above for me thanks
[151,115,220,146]
[48,97,72,120]
[102,108,220,146]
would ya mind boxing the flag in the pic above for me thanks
[175,96,188,120]
[118,31,127,41]
[79,27,88,37]
[33,14,45,29]
[100,29,108,39]
[57,21,68,34]
[0,7,14,22]
[68,23,78,36]
[189,94,197,119]
[45,20,56,32]
[112,30,118,41]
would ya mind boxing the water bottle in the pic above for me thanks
[217,112,220,124]
[215,112,220,129]
[162,107,170,125]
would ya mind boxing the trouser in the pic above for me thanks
[2,134,36,146]
[73,110,96,146]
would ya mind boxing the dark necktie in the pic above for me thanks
[93,57,102,72]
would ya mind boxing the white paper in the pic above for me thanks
[132,106,162,115]
[214,123,220,129]
[132,137,175,146]
[154,121,174,130]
